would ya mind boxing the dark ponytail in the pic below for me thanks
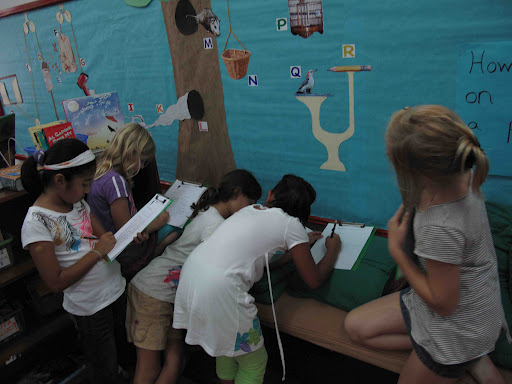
[269,174,316,225]
[21,154,44,198]
[21,138,96,199]
[190,169,262,218]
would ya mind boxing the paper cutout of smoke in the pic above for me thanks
[147,90,204,128]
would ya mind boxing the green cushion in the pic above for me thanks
[486,201,512,369]
[287,235,396,312]
[124,0,152,7]
[250,261,297,305]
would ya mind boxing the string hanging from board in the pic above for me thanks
[56,5,90,96]
[22,13,59,122]
[221,0,251,80]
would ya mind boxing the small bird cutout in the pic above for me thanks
[296,69,317,94]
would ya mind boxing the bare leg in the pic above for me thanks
[468,355,506,384]
[134,347,161,384]
[344,291,412,350]
[399,350,457,384]
[156,338,184,384]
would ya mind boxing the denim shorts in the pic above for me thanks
[399,288,480,379]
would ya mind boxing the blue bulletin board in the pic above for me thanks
[0,0,511,228]
[456,42,512,177]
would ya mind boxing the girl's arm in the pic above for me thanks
[27,233,116,292]
[90,211,107,237]
[110,197,132,231]
[388,205,460,316]
[154,230,182,256]
[270,231,323,269]
[289,234,341,289]
[145,210,170,234]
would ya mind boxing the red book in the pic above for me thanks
[43,122,75,147]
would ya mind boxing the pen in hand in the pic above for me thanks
[330,221,337,238]
[81,236,99,240]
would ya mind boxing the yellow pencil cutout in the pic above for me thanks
[327,65,372,72]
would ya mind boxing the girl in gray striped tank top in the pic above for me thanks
[344,105,509,383]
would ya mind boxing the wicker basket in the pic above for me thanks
[222,49,251,80]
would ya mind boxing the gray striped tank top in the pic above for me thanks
[402,188,510,364]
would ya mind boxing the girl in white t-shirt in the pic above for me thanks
[20,138,132,384]
[173,174,342,384]
[127,169,262,384]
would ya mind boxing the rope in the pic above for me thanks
[34,29,44,61]
[22,28,40,121]
[15,104,37,123]
[23,18,59,121]
[222,0,247,53]
[69,21,83,73]
[58,10,83,73]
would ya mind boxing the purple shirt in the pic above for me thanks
[88,169,137,233]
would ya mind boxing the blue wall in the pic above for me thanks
[1,0,511,228]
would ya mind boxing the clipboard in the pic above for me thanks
[163,179,207,228]
[311,222,377,270]
[106,194,173,262]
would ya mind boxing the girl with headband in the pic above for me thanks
[21,138,129,384]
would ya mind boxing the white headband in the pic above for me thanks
[43,150,95,170]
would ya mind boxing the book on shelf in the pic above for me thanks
[43,122,75,147]
[28,121,66,150]
[0,164,23,191]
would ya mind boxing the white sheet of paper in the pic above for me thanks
[107,194,172,261]
[163,180,207,228]
[310,223,374,270]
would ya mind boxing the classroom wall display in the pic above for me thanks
[288,0,323,39]
[1,0,512,228]
[62,92,123,150]
[295,65,372,172]
[456,41,512,177]
[161,0,236,187]
[0,0,64,18]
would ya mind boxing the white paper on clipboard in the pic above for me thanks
[107,194,172,262]
[163,180,207,228]
[310,223,375,270]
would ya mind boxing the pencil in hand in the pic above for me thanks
[81,235,99,240]
[330,221,337,238]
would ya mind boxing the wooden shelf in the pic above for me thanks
[0,190,27,205]
[0,311,73,368]
[0,256,36,289]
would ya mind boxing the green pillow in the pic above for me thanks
[287,236,396,312]
[486,201,512,369]
[250,261,297,305]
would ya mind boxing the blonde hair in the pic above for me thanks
[385,105,489,209]
[95,123,155,182]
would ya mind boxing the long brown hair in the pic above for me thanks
[386,105,488,209]
[190,169,262,218]
[95,123,155,183]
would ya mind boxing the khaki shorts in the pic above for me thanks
[126,283,183,351]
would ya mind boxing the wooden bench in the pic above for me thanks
[256,292,512,384]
